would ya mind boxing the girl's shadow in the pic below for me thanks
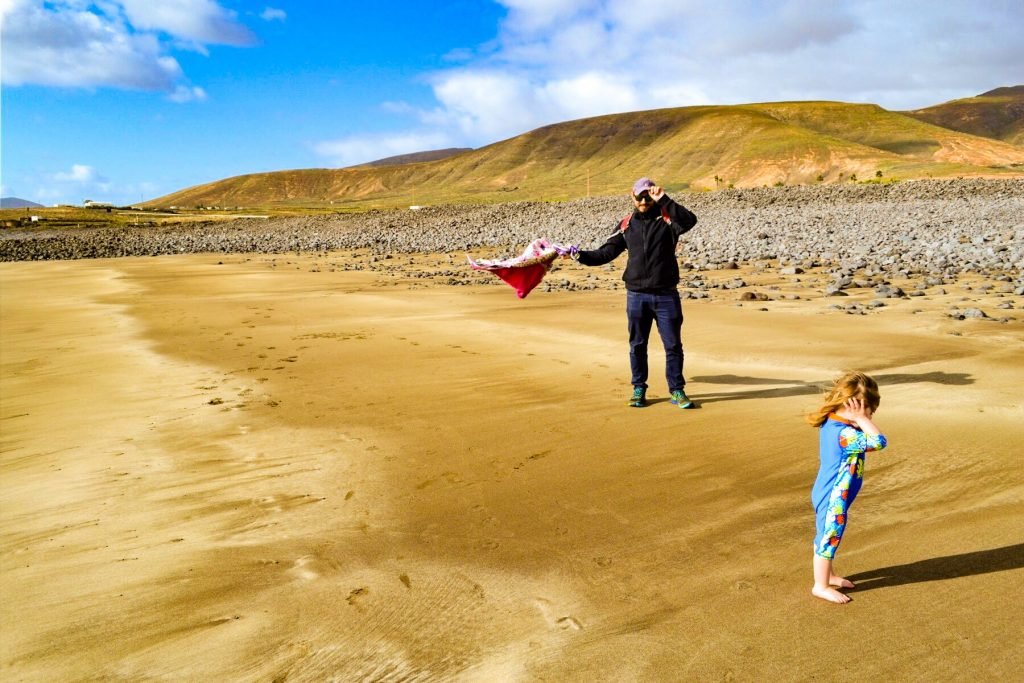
[847,543,1024,591]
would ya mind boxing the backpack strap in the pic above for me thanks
[620,207,672,232]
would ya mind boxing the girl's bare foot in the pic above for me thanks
[830,575,855,589]
[812,585,852,604]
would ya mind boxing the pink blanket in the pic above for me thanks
[467,239,579,298]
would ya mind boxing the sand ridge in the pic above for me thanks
[1,254,1022,681]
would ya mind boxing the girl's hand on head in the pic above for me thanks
[843,397,882,436]
[844,397,871,419]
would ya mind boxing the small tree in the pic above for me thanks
[875,170,883,178]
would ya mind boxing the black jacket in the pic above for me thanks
[577,195,697,292]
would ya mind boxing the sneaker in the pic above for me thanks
[628,386,647,408]
[670,389,695,409]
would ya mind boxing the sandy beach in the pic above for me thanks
[1,252,1022,681]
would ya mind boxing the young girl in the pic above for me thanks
[808,371,888,604]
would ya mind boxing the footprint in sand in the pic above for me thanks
[346,587,368,608]
[288,556,320,581]
[557,616,582,630]
[534,598,583,631]
[252,495,283,513]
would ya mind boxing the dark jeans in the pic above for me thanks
[626,290,684,392]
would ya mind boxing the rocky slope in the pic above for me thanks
[5,180,1021,279]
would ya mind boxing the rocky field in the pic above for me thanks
[3,179,1022,313]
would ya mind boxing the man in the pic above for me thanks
[572,177,698,408]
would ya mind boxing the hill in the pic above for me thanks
[903,86,1024,146]
[146,93,1024,210]
[361,148,473,168]
[1,197,44,209]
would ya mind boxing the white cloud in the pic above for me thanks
[0,0,25,20]
[119,0,255,45]
[168,85,208,103]
[423,69,650,144]
[538,72,642,120]
[260,7,286,22]
[1,0,254,94]
[427,71,539,142]
[499,0,602,32]
[312,132,454,168]
[31,164,163,205]
[385,0,1024,152]
[54,164,104,183]
[46,164,114,203]
[2,3,182,90]
[441,47,477,63]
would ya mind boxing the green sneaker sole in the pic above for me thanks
[628,390,647,407]
[671,394,695,409]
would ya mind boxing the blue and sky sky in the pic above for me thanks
[2,0,1022,206]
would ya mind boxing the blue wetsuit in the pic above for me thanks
[811,414,887,559]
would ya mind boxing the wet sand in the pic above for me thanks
[1,254,1022,681]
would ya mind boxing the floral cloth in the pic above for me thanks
[467,238,579,299]
[811,414,888,559]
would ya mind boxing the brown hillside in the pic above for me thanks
[146,97,1024,210]
[904,85,1024,146]
[361,148,472,167]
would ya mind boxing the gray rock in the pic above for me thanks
[874,284,906,298]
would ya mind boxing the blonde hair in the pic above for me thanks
[807,370,881,427]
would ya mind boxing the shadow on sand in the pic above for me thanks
[847,543,1024,592]
[690,371,973,404]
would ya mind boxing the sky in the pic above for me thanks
[2,0,1022,206]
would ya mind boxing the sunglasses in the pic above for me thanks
[634,192,652,202]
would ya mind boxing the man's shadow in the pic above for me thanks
[691,371,973,404]
[846,543,1024,591]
